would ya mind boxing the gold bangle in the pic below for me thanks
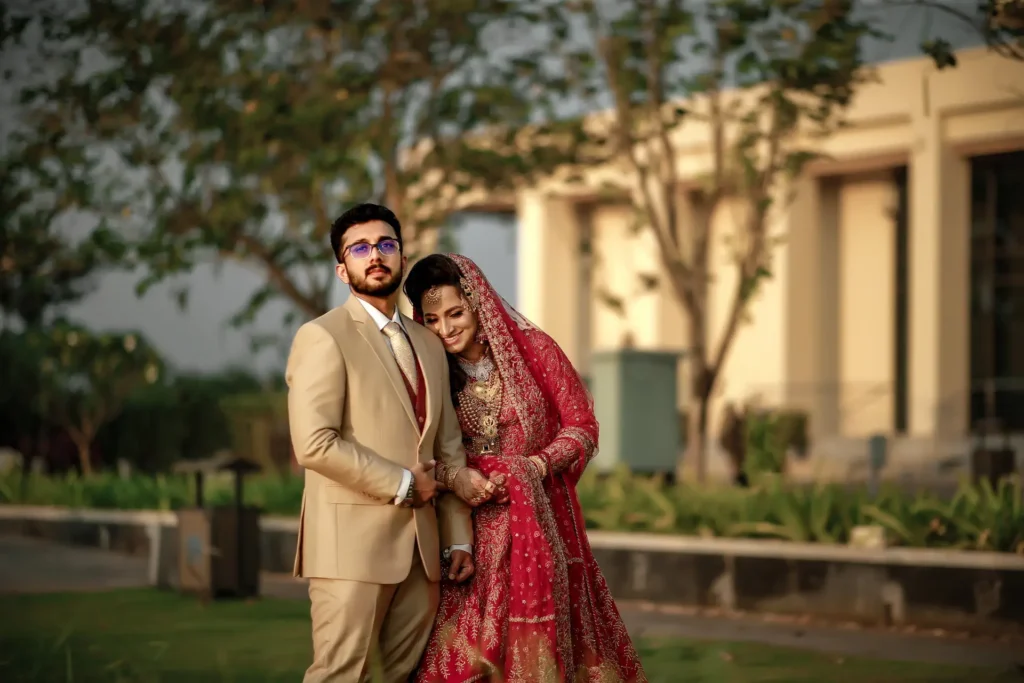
[528,456,547,478]
[446,465,462,491]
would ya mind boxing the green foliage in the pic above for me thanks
[3,467,1022,553]
[913,0,1024,66]
[96,369,265,473]
[0,470,304,514]
[743,407,809,479]
[3,337,267,472]
[23,322,163,474]
[574,468,1024,553]
[220,391,292,474]
[744,412,787,479]
[0,145,128,328]
[4,0,576,327]
[0,330,47,453]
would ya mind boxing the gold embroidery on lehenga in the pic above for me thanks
[508,614,555,624]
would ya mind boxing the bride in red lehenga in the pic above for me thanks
[403,254,647,683]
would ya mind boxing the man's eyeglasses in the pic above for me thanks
[344,238,400,260]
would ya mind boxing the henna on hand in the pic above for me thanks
[453,467,497,507]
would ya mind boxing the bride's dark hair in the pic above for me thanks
[403,254,471,402]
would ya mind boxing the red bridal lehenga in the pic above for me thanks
[415,255,647,683]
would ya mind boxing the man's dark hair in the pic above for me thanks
[329,203,403,263]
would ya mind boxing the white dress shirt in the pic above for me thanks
[354,296,472,557]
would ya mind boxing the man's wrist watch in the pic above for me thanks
[402,475,415,507]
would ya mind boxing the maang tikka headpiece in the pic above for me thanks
[422,286,443,307]
[420,274,477,311]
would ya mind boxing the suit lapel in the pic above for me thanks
[404,317,437,437]
[345,297,417,430]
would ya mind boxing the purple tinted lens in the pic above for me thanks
[378,240,399,255]
[349,243,371,258]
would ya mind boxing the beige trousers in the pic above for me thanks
[303,550,439,683]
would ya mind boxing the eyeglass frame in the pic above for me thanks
[343,238,402,260]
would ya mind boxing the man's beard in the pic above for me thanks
[351,264,402,297]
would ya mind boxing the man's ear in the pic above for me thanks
[335,262,350,285]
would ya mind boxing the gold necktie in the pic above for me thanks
[382,322,418,393]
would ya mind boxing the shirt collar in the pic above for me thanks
[354,296,405,332]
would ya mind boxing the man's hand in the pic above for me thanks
[452,467,499,507]
[448,549,475,583]
[410,460,439,507]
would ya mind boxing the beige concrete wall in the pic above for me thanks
[837,172,897,436]
[706,197,788,434]
[588,203,662,351]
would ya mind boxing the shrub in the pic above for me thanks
[575,467,1023,553]
[1,468,1021,553]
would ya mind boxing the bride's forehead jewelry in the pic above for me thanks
[422,286,443,307]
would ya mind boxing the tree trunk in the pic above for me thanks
[72,435,93,476]
[679,269,712,483]
[683,379,712,484]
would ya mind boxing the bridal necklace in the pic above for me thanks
[457,348,502,454]
[458,348,494,382]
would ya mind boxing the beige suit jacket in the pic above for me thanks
[286,296,473,584]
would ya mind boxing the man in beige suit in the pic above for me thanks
[286,203,500,682]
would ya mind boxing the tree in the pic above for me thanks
[8,0,575,327]
[1,2,130,329]
[554,0,879,481]
[0,151,128,328]
[0,330,47,463]
[27,322,163,475]
[909,0,1024,68]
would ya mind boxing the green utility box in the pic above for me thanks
[591,350,681,475]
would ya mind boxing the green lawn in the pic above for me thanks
[0,590,1007,683]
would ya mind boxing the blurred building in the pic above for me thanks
[512,48,1024,477]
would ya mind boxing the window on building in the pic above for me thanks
[893,166,909,434]
[970,150,1024,431]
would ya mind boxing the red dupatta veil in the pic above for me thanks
[414,255,646,682]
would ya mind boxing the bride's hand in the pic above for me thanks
[488,473,510,504]
[452,467,498,507]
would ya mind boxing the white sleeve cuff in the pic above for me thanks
[393,469,412,505]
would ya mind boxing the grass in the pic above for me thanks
[0,589,1008,683]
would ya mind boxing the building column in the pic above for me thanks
[515,190,583,367]
[908,117,971,437]
[784,176,841,438]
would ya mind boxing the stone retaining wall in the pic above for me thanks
[2,505,1022,634]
